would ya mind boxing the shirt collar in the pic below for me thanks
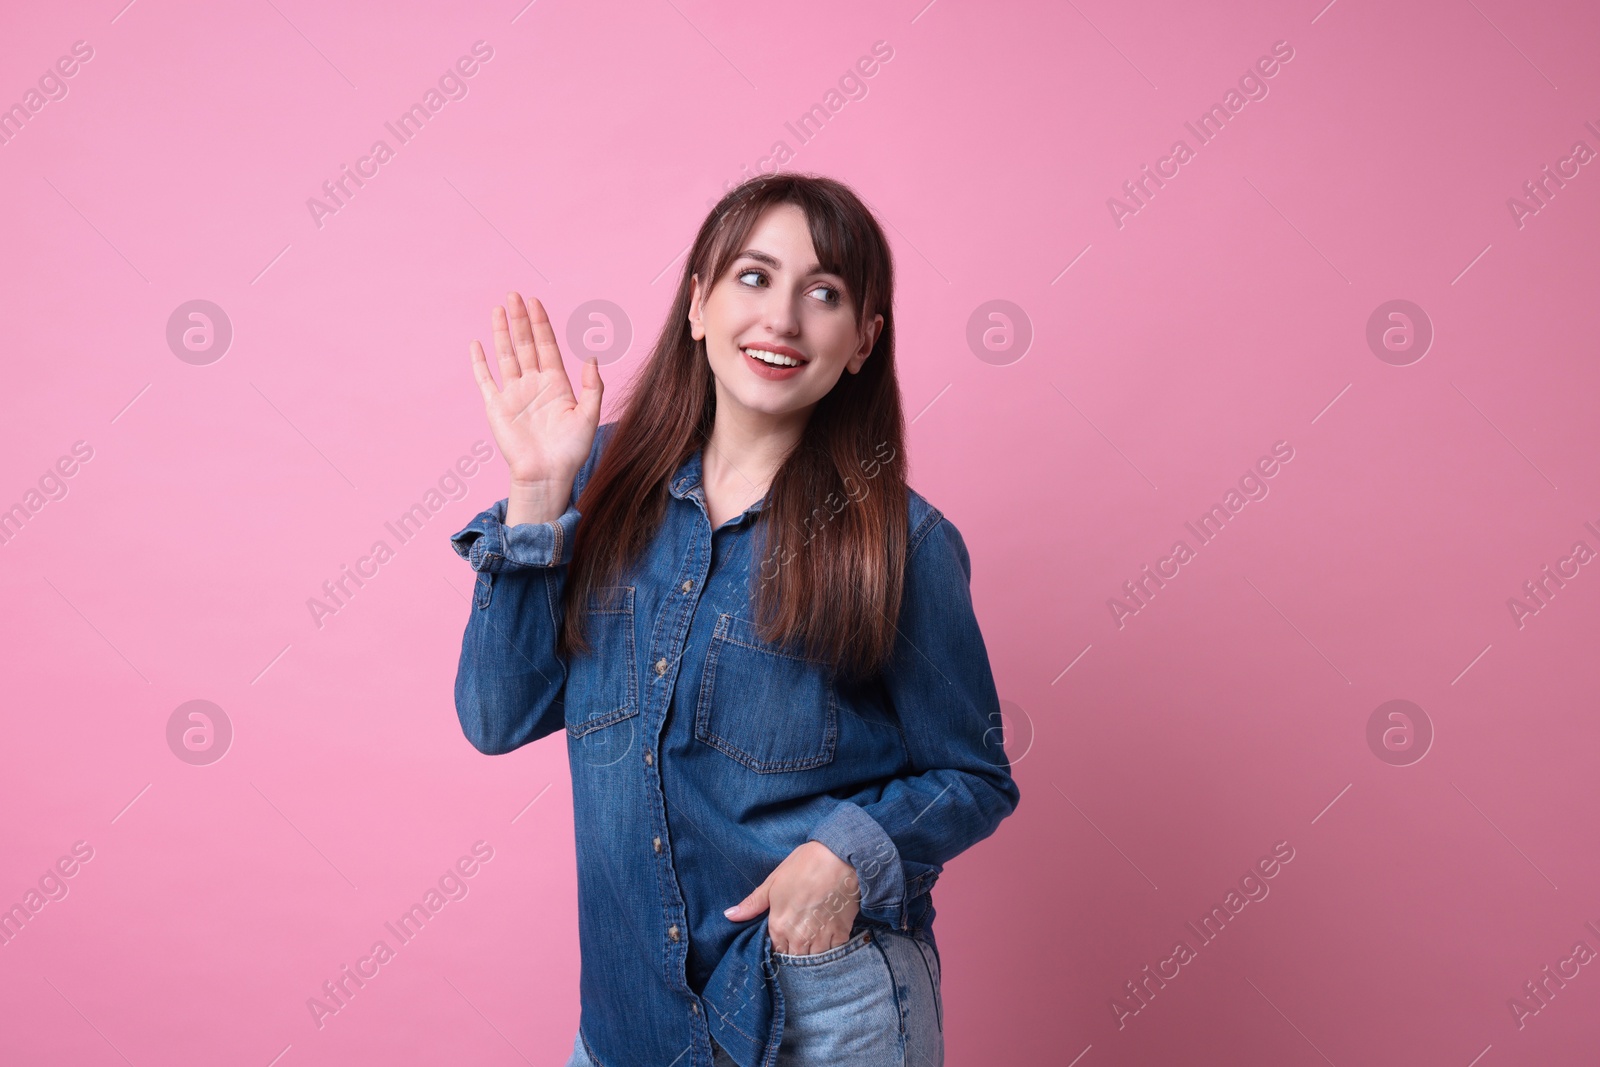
[668,446,770,519]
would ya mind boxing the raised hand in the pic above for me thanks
[468,292,603,525]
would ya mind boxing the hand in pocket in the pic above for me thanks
[723,841,859,955]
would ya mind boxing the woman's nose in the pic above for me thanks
[761,295,801,336]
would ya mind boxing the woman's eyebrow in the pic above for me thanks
[735,248,833,277]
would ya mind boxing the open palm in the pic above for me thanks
[469,292,602,495]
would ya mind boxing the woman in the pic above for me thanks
[449,174,1020,1067]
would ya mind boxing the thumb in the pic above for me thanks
[724,880,770,920]
[578,353,603,417]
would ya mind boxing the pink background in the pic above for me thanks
[3,0,1598,1063]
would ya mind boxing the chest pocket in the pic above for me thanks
[566,585,639,740]
[694,612,838,773]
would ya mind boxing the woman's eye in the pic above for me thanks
[735,269,840,306]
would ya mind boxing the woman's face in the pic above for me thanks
[688,202,882,424]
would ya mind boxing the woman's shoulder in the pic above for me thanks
[904,487,943,548]
[888,488,979,617]
[902,487,971,578]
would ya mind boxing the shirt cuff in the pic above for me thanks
[449,497,580,572]
[807,801,907,924]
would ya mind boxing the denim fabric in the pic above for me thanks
[451,421,1018,1067]
[763,927,943,1066]
[566,928,942,1067]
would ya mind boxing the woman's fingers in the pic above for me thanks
[490,303,521,381]
[506,291,547,376]
[729,883,771,921]
[468,338,499,402]
[523,295,567,379]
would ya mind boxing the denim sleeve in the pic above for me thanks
[806,512,1022,930]
[448,425,611,755]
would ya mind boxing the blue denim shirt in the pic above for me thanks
[449,422,1020,1067]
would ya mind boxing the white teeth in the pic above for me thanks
[742,347,802,367]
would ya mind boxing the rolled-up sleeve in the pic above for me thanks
[452,497,581,573]
[806,511,1022,929]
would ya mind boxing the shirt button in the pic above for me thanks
[653,836,661,853]
[691,1002,700,1015]
[644,751,653,765]
[681,580,692,592]
[668,924,680,942]
[655,657,667,675]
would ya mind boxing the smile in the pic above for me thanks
[741,346,807,367]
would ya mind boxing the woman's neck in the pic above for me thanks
[700,405,807,526]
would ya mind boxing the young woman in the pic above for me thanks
[449,174,1020,1067]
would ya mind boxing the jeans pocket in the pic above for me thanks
[773,928,904,1062]
[772,927,875,966]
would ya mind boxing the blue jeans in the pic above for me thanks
[565,928,944,1067]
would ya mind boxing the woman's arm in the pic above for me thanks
[451,291,606,755]
[448,492,579,754]
[805,510,1023,930]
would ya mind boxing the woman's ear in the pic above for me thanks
[687,273,705,340]
[847,312,884,374]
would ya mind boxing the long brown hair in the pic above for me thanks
[556,173,909,685]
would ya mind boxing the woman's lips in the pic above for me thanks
[741,346,807,380]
